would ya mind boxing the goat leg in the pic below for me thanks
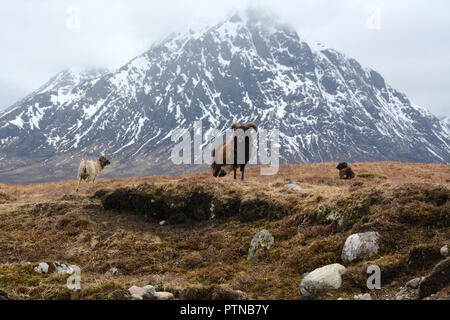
[240,164,245,181]
[75,179,81,192]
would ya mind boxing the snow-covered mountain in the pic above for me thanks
[439,115,450,130]
[0,11,449,183]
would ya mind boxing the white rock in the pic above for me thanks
[299,263,346,299]
[406,277,421,289]
[154,291,174,300]
[159,220,166,226]
[143,285,156,298]
[341,232,380,262]
[248,229,274,260]
[128,285,146,298]
[441,245,448,257]
[52,261,74,274]
[131,294,143,300]
[285,183,301,191]
[359,293,372,300]
[105,267,119,276]
[34,262,50,274]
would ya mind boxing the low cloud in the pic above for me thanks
[1,0,449,116]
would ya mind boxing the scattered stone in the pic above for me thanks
[247,229,274,260]
[441,245,448,257]
[53,261,74,274]
[406,277,422,289]
[105,267,119,276]
[159,220,166,226]
[359,293,372,300]
[418,257,450,299]
[396,281,421,301]
[143,285,156,299]
[128,285,146,298]
[299,263,346,299]
[34,262,50,274]
[154,291,174,300]
[353,293,371,300]
[285,183,301,191]
[341,231,380,262]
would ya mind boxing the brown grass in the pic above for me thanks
[0,162,448,300]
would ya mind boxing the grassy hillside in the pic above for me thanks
[0,162,448,300]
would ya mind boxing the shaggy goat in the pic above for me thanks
[211,122,258,181]
[336,162,355,180]
[75,155,110,192]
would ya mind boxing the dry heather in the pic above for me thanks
[0,161,448,300]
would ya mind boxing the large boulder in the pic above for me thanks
[247,230,274,260]
[341,232,380,262]
[299,263,346,299]
[418,257,450,299]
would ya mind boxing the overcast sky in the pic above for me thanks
[0,0,449,117]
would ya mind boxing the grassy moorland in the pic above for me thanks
[0,162,448,300]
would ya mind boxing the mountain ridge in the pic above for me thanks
[0,11,449,183]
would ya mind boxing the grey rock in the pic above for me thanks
[299,263,346,299]
[406,277,422,289]
[105,267,119,276]
[34,262,50,274]
[354,293,372,300]
[143,285,156,298]
[285,183,301,191]
[441,245,448,257]
[247,229,274,260]
[341,232,380,262]
[360,293,372,300]
[52,261,74,274]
